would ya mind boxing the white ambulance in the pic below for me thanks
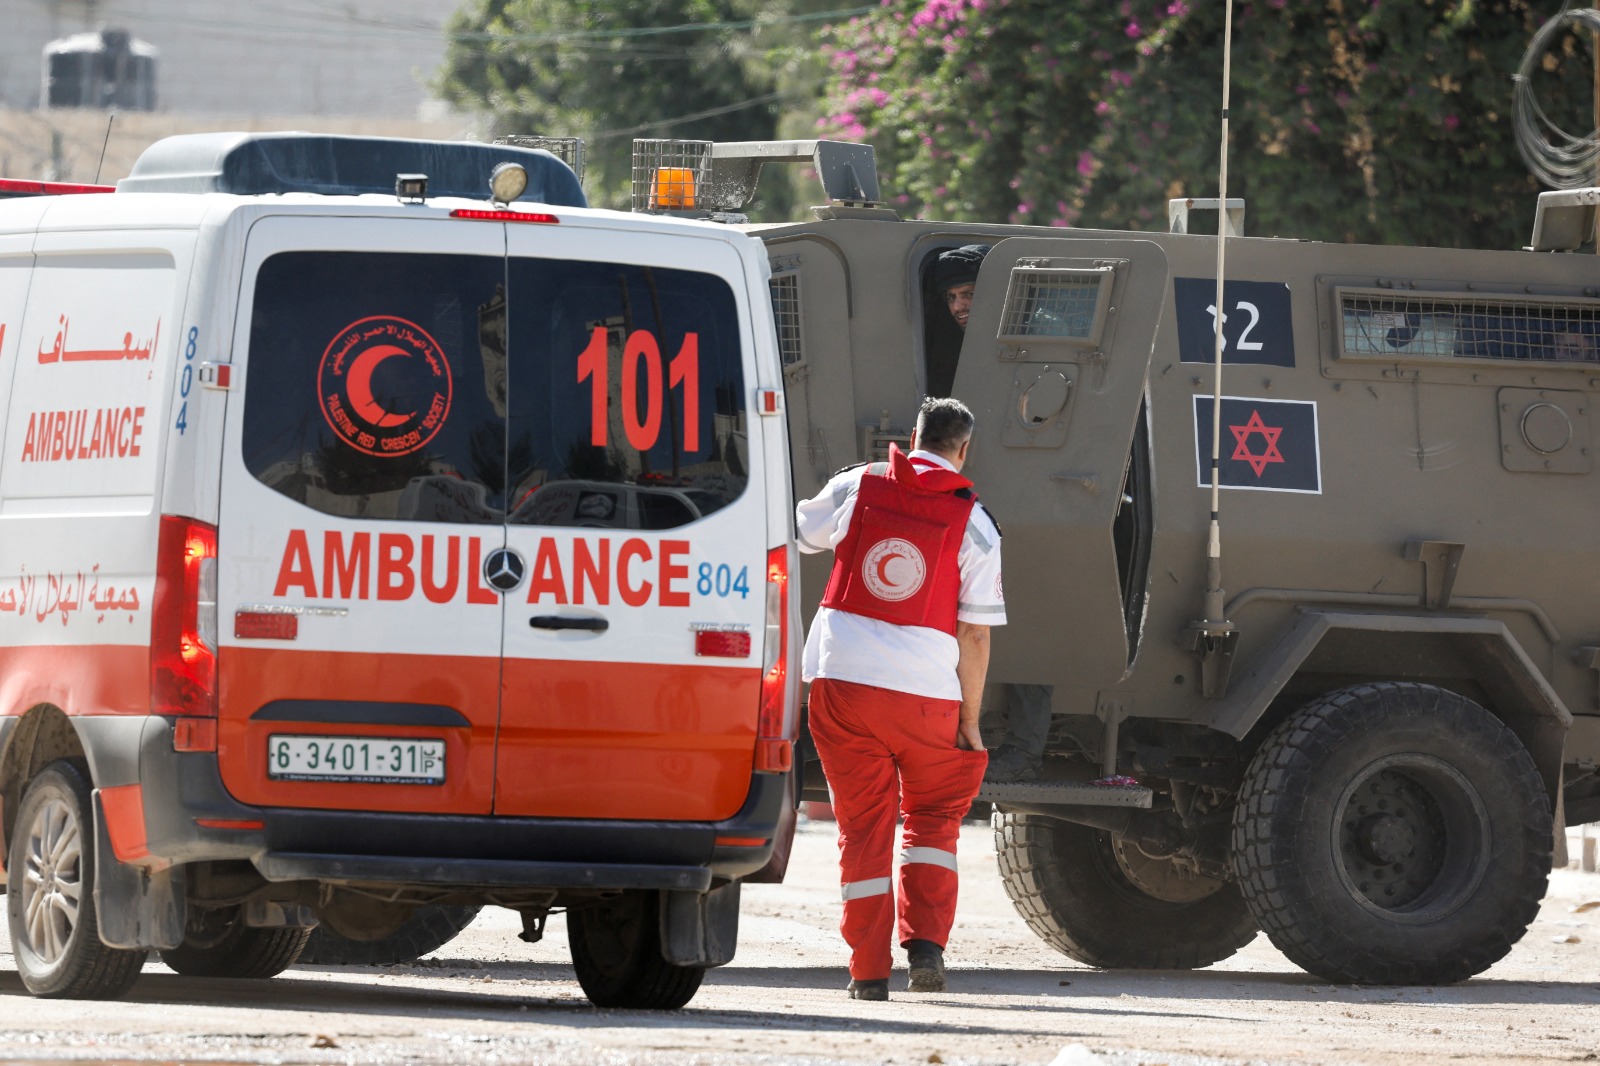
[0,133,799,1008]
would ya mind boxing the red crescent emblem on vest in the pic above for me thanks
[861,537,927,602]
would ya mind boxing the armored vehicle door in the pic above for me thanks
[951,237,1167,689]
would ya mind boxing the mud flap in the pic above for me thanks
[659,881,740,968]
[92,792,185,950]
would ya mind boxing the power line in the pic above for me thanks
[55,4,873,47]
[446,5,875,44]
[587,89,789,141]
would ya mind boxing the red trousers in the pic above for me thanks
[808,677,988,981]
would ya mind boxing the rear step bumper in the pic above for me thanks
[87,715,787,890]
[256,852,711,892]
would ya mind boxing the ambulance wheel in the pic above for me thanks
[6,761,148,998]
[993,811,1257,969]
[296,905,482,966]
[1232,683,1550,985]
[160,908,312,978]
[567,890,704,1009]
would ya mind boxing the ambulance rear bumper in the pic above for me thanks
[119,716,788,890]
[254,852,712,892]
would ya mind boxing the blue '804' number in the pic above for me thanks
[696,562,750,599]
[175,325,199,435]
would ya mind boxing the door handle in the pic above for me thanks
[529,615,609,631]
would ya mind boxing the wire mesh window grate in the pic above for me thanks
[998,267,1111,344]
[769,271,803,367]
[1340,290,1600,363]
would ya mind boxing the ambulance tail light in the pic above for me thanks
[152,515,218,718]
[755,545,793,773]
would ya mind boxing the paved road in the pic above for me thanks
[2,819,1597,1065]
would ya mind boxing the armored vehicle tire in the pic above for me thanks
[1232,682,1550,986]
[6,761,149,998]
[296,905,482,966]
[993,811,1257,969]
[567,890,704,1009]
[160,909,312,978]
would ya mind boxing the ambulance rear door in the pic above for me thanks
[495,224,770,820]
[217,215,509,816]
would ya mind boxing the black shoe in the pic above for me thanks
[847,978,889,1001]
[905,939,946,993]
[984,743,1042,783]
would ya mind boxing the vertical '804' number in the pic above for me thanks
[174,325,199,434]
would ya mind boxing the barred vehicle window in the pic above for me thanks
[1340,291,1600,364]
[998,266,1112,345]
[242,251,507,523]
[769,268,803,367]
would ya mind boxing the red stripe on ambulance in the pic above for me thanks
[272,530,692,607]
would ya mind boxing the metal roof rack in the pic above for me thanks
[632,138,893,221]
[493,135,585,184]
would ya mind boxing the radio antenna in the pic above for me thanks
[1184,0,1241,697]
[95,110,116,184]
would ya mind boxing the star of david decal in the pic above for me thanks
[1229,409,1285,477]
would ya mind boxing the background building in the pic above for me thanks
[5,0,457,117]
[1,0,469,184]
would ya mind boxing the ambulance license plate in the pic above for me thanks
[267,735,445,785]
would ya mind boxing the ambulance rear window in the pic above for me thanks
[242,251,746,527]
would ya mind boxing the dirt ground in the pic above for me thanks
[2,818,1597,1066]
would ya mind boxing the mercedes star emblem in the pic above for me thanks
[483,547,526,593]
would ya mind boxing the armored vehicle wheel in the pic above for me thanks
[567,890,704,1009]
[993,811,1257,969]
[6,761,148,998]
[1232,683,1550,985]
[160,908,312,978]
[296,905,482,966]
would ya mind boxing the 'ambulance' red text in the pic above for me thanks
[20,407,145,462]
[273,531,690,608]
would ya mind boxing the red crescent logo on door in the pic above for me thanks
[861,537,926,602]
[318,315,452,457]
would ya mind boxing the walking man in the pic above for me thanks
[796,397,1005,1000]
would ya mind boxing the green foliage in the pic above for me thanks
[438,0,834,211]
[819,0,1592,248]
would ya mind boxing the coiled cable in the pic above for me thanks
[1514,6,1600,189]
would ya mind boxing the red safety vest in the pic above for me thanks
[821,444,976,635]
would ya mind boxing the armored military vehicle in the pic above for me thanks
[624,137,1600,986]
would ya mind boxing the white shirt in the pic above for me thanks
[796,449,1006,700]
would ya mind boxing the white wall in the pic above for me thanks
[3,0,457,118]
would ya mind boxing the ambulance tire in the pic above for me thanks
[1231,683,1550,985]
[6,761,149,998]
[567,890,704,1010]
[160,912,312,979]
[993,811,1257,970]
[295,905,482,966]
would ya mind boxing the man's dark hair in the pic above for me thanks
[915,396,975,453]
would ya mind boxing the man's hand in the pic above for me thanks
[955,621,991,751]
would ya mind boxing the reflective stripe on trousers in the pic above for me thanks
[841,876,892,901]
